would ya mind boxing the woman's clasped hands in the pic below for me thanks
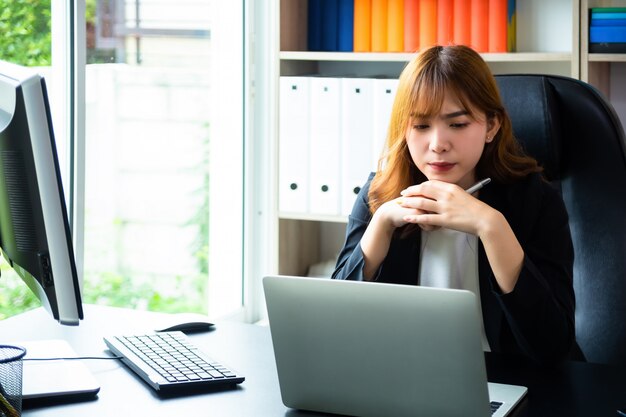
[379,180,494,235]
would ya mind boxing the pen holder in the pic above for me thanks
[0,345,26,417]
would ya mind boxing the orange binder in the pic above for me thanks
[404,0,420,52]
[471,0,489,52]
[453,0,471,46]
[437,0,454,46]
[489,0,507,52]
[387,0,404,52]
[419,0,437,50]
[354,0,372,52]
[371,0,389,52]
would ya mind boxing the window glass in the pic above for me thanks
[82,0,243,316]
[0,0,244,320]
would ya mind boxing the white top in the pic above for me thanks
[418,228,491,352]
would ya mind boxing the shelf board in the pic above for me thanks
[588,53,626,62]
[279,212,348,223]
[280,51,573,63]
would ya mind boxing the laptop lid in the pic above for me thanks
[263,275,526,417]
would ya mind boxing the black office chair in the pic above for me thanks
[495,74,626,366]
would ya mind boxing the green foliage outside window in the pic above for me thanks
[86,0,96,25]
[0,0,52,66]
[0,262,208,320]
[0,264,40,320]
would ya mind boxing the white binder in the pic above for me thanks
[309,77,341,215]
[340,77,375,216]
[279,76,310,213]
[372,78,399,172]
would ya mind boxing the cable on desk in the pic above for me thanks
[23,355,123,361]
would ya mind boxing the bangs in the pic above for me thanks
[406,73,479,121]
[408,74,446,119]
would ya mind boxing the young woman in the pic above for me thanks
[332,45,582,364]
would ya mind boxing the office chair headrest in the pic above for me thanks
[495,75,562,181]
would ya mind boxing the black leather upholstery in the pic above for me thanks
[495,75,626,365]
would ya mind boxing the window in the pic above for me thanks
[81,0,244,318]
[0,0,245,320]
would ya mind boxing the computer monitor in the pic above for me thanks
[0,60,83,325]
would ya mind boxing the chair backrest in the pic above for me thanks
[495,74,626,365]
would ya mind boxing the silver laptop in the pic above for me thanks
[263,275,527,417]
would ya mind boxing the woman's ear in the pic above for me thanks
[486,115,501,143]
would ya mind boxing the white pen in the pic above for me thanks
[465,178,491,194]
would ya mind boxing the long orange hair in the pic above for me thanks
[369,45,541,215]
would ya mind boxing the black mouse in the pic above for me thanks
[155,313,215,334]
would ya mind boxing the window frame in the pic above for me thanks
[242,0,280,323]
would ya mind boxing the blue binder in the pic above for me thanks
[337,0,354,52]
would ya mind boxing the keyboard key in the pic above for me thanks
[490,401,503,415]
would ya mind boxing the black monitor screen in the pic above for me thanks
[0,60,83,325]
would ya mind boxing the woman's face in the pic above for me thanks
[405,89,499,189]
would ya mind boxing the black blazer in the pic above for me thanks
[332,172,583,364]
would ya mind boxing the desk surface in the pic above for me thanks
[1,305,625,417]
